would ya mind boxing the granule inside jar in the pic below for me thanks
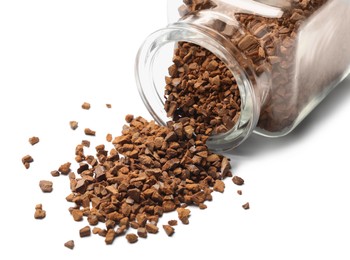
[164,42,241,136]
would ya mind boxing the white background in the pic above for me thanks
[1,1,350,259]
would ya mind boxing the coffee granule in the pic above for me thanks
[71,209,83,221]
[242,202,250,210]
[50,170,60,177]
[106,133,112,142]
[84,128,96,136]
[64,240,74,250]
[237,190,242,195]
[168,220,178,226]
[81,102,91,110]
[29,136,39,145]
[22,155,33,169]
[81,140,90,148]
[163,225,175,236]
[232,176,244,186]
[79,226,91,237]
[106,104,112,108]
[58,162,71,175]
[137,228,147,238]
[69,121,78,130]
[177,208,191,225]
[39,180,53,193]
[34,204,46,219]
[126,233,138,243]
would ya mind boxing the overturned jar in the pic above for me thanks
[136,0,350,151]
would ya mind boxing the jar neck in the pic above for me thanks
[135,20,261,151]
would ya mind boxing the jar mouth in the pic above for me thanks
[135,23,259,151]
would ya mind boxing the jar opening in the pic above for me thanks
[135,24,259,151]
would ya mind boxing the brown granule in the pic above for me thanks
[22,155,33,169]
[125,114,134,123]
[137,228,147,238]
[106,104,112,108]
[237,190,242,195]
[39,180,53,193]
[29,136,39,145]
[34,204,46,219]
[163,225,175,236]
[84,128,96,136]
[242,202,250,210]
[58,162,71,175]
[105,229,116,245]
[79,226,91,237]
[69,121,78,130]
[50,170,60,177]
[71,209,83,221]
[168,220,178,226]
[81,102,91,110]
[177,208,191,225]
[81,140,90,148]
[106,133,112,142]
[126,233,138,243]
[145,223,159,234]
[64,240,74,250]
[213,179,225,193]
[232,176,244,186]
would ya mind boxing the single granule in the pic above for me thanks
[168,220,178,226]
[34,204,46,219]
[81,102,91,110]
[163,225,175,236]
[22,155,33,169]
[237,190,242,195]
[126,233,138,243]
[84,128,96,136]
[69,121,78,130]
[64,240,74,250]
[232,176,244,186]
[106,133,112,142]
[71,209,83,221]
[79,226,91,237]
[213,179,225,193]
[125,114,134,123]
[81,140,90,148]
[106,104,112,108]
[145,223,159,234]
[105,229,116,245]
[177,208,191,225]
[39,180,53,193]
[242,202,250,210]
[29,136,39,145]
[137,228,147,238]
[50,170,60,177]
[58,162,71,175]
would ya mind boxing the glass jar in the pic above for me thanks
[135,0,350,151]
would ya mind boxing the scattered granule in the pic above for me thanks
[177,208,191,225]
[34,204,46,219]
[163,225,175,236]
[81,140,90,148]
[29,136,39,145]
[137,228,147,238]
[84,128,96,136]
[50,170,60,177]
[106,104,112,108]
[232,176,245,186]
[237,190,242,195]
[213,180,225,193]
[79,226,91,237]
[58,162,71,175]
[126,233,138,243]
[168,220,178,226]
[125,114,134,123]
[64,240,74,250]
[242,202,250,210]
[39,180,53,193]
[145,223,159,234]
[199,203,207,209]
[106,133,112,142]
[105,229,116,245]
[87,214,99,226]
[22,155,33,169]
[92,227,102,234]
[81,102,91,110]
[71,209,83,221]
[69,121,78,130]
